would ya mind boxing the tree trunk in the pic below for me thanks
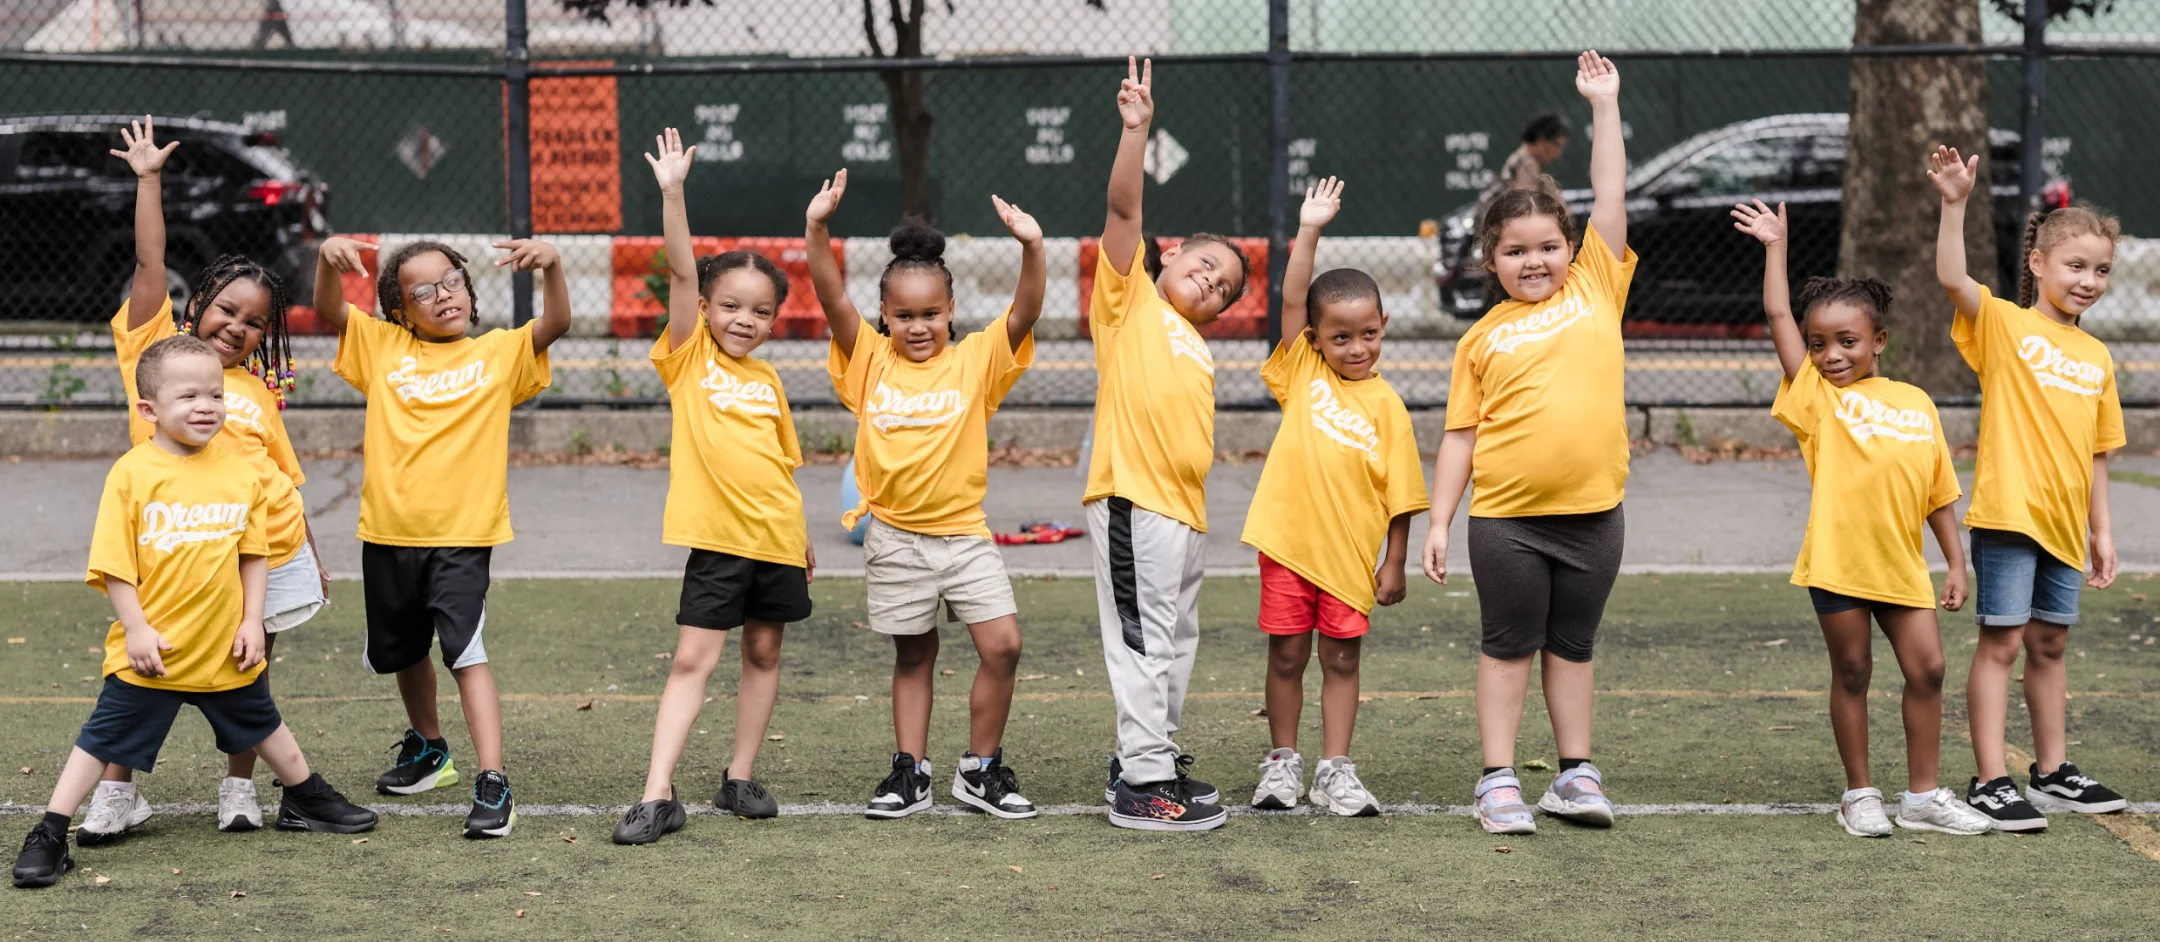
[882,68,935,220]
[1840,0,1994,397]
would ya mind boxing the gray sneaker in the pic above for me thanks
[1836,787,1893,838]
[1475,769,1536,835]
[1309,757,1380,817]
[1537,763,1615,827]
[75,786,151,847]
[1251,748,1303,810]
[1894,789,1994,836]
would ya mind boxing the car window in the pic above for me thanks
[164,139,258,183]
[1674,134,1803,198]
[1794,135,1845,189]
[14,131,125,183]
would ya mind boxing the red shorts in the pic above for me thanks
[1258,554,1370,639]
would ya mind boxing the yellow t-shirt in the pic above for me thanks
[829,310,1034,539]
[1774,362,1960,609]
[651,317,807,567]
[1241,340,1430,614]
[86,441,271,693]
[1083,242,1217,532]
[333,307,551,547]
[1446,225,1637,518]
[112,300,307,568]
[1954,286,2127,569]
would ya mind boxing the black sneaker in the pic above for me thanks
[1106,754,1220,805]
[1967,775,2047,832]
[375,728,459,796]
[2027,761,2129,814]
[715,770,779,820]
[1109,779,1226,832]
[612,789,687,845]
[952,749,1038,820]
[274,773,380,834]
[463,770,516,839]
[11,825,71,889]
[865,752,932,820]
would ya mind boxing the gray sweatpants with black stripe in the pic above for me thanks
[1087,496,1206,787]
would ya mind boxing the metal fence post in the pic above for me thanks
[505,0,535,327]
[2019,0,2046,215]
[1263,0,1291,350]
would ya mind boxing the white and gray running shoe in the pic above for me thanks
[1835,787,1892,838]
[74,786,152,846]
[1309,757,1380,817]
[1537,763,1616,827]
[1251,748,1303,810]
[217,777,263,832]
[1894,788,1994,836]
[1475,769,1536,835]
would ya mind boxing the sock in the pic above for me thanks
[39,811,70,836]
[95,780,134,798]
[1903,788,1941,809]
[1558,758,1590,773]
[426,736,449,751]
[1482,767,1508,777]
[916,759,931,775]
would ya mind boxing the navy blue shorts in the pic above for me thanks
[75,674,282,773]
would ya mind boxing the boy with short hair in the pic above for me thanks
[13,336,376,890]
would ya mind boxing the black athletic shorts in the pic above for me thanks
[76,674,282,772]
[678,548,812,630]
[1466,506,1625,663]
[362,543,492,674]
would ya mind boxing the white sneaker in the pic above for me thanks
[1895,788,1994,836]
[1309,757,1381,817]
[1251,748,1303,810]
[76,785,152,846]
[218,777,264,832]
[1836,787,1893,838]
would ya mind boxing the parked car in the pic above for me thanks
[1435,113,2067,332]
[0,114,328,327]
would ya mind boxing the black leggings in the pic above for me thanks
[1467,506,1625,663]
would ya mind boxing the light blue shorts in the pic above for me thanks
[265,541,328,633]
[1970,528,2081,628]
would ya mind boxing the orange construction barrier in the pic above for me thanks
[1075,236,1269,340]
[285,234,378,335]
[610,236,841,339]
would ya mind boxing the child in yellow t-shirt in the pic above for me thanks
[1424,52,1630,836]
[805,171,1046,821]
[1091,59,1253,833]
[612,129,814,846]
[12,337,375,890]
[310,218,572,839]
[1241,178,1427,818]
[1928,148,2130,830]
[85,117,328,840]
[1735,199,1992,839]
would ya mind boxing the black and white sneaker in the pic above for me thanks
[1967,775,2048,832]
[463,770,516,839]
[273,773,379,834]
[715,770,779,820]
[1109,779,1226,832]
[11,824,71,889]
[375,728,459,796]
[952,749,1038,820]
[612,789,687,845]
[1105,754,1219,805]
[2026,762,2128,814]
[865,752,932,820]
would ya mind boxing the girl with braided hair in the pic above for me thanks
[94,116,327,842]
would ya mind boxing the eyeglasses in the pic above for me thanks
[407,269,468,306]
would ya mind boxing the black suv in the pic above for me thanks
[0,114,328,327]
[1436,113,2065,333]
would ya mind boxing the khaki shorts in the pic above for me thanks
[863,518,1017,636]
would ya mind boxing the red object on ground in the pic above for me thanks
[286,234,378,334]
[993,521,1087,546]
[609,236,841,339]
[1075,236,1268,340]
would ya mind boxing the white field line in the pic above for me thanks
[9,801,2160,819]
[7,565,2159,583]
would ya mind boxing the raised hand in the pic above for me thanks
[1118,56,1154,130]
[109,114,179,178]
[643,127,697,193]
[493,238,560,272]
[992,194,1042,244]
[1299,176,1345,230]
[1574,50,1619,103]
[1927,145,1979,203]
[319,236,377,274]
[806,170,848,226]
[1730,199,1789,247]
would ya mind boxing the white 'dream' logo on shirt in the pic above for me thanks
[1485,296,1593,357]
[2018,335,2105,397]
[139,501,249,553]
[221,391,264,433]
[701,360,781,416]
[1834,390,1936,443]
[1308,379,1380,460]
[387,356,492,405]
[1163,309,1214,374]
[866,382,966,432]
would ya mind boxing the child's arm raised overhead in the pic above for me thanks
[1732,199,1804,380]
[1927,145,1984,317]
[494,238,572,354]
[643,127,702,351]
[1576,51,1626,259]
[1101,56,1153,277]
[112,116,180,330]
[804,170,862,361]
[993,194,1047,348]
[313,235,375,334]
[1282,176,1344,342]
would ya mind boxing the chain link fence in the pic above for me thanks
[2,0,2155,410]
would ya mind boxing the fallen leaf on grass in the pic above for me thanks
[5,637,22,644]
[524,891,542,897]
[1008,866,1024,874]
[576,700,594,711]
[94,875,110,885]
[654,652,672,660]
[19,767,30,775]
[1521,759,1553,771]
[1910,838,1927,844]
[350,838,369,844]
[1149,874,1166,880]
[1358,696,1373,703]
[767,734,785,741]
[1760,638,1788,647]
[852,621,867,629]
[172,869,180,875]
[515,910,527,919]
[1493,846,1512,854]
[1250,708,1267,716]
[231,890,247,898]
[1768,726,1796,732]
[940,669,956,676]
[561,836,577,843]
[2133,593,2148,602]
[1017,674,1048,682]
[957,885,971,890]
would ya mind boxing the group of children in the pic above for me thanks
[13,48,2137,886]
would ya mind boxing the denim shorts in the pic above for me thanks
[1970,528,2082,628]
[264,541,327,634]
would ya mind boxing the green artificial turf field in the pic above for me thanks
[5,574,2159,940]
